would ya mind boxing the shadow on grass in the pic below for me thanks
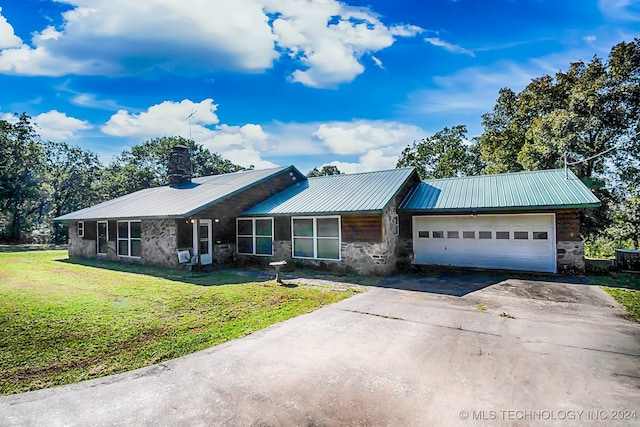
[57,257,272,287]
[589,272,640,291]
[0,244,68,252]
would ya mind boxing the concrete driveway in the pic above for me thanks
[1,275,639,426]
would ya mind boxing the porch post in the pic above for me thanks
[196,218,201,268]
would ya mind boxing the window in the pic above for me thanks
[418,231,430,238]
[97,221,108,254]
[514,231,529,240]
[463,231,475,239]
[447,231,459,239]
[479,231,492,239]
[237,218,273,256]
[77,221,84,238]
[292,216,340,260]
[392,214,399,236]
[496,231,510,240]
[117,221,141,258]
[533,231,548,240]
[432,231,444,238]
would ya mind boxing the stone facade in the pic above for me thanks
[557,241,585,274]
[214,243,235,264]
[68,221,96,258]
[141,219,178,267]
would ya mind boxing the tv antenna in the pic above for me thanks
[186,110,197,141]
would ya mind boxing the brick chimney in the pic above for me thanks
[168,145,192,186]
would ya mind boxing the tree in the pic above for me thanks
[0,114,46,242]
[98,136,244,199]
[396,125,482,179]
[307,165,342,177]
[43,141,103,243]
[608,190,640,249]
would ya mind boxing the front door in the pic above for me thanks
[193,219,213,265]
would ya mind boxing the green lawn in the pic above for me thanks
[0,250,359,395]
[590,273,640,321]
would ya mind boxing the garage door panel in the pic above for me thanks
[413,214,556,273]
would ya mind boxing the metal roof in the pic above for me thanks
[399,169,600,212]
[55,166,303,221]
[242,168,417,216]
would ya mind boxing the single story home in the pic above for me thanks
[56,146,600,275]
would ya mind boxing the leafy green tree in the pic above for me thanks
[43,141,103,243]
[307,165,342,177]
[0,114,46,242]
[608,190,640,249]
[98,136,244,199]
[397,125,482,179]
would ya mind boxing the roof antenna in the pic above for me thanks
[186,110,197,141]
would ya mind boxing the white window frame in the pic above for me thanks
[393,214,399,236]
[236,217,274,256]
[97,221,108,255]
[117,220,142,258]
[77,221,84,238]
[291,216,341,261]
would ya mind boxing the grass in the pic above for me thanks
[590,273,640,321]
[0,250,360,395]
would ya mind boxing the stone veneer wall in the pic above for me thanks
[557,241,585,274]
[214,243,235,264]
[68,221,96,258]
[140,219,178,267]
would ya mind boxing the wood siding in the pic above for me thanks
[555,210,580,242]
[342,214,382,242]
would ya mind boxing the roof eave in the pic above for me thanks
[398,202,601,213]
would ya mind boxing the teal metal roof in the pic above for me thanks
[242,168,417,216]
[56,166,304,221]
[399,169,600,212]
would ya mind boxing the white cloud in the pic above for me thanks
[0,7,21,49]
[425,37,475,57]
[101,99,277,168]
[102,99,220,139]
[313,121,423,155]
[268,0,422,87]
[1,110,92,141]
[0,0,422,87]
[326,149,399,174]
[221,147,278,169]
[583,35,597,43]
[598,0,640,21]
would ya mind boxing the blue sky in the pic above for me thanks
[1,0,639,175]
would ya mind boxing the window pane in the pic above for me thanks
[293,238,314,257]
[496,231,510,240]
[98,223,107,239]
[118,222,128,239]
[118,240,129,256]
[533,231,548,240]
[418,231,429,238]
[131,239,142,257]
[317,218,339,237]
[78,222,84,237]
[463,231,475,239]
[199,225,209,239]
[237,237,253,254]
[255,219,272,236]
[130,222,141,238]
[432,231,443,238]
[317,239,340,259]
[514,231,529,240]
[479,231,492,239]
[447,231,459,239]
[199,240,210,254]
[256,237,272,255]
[293,219,313,237]
[237,219,253,236]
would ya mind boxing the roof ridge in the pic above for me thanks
[308,167,414,180]
[424,168,566,183]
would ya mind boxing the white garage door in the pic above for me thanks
[412,214,556,273]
